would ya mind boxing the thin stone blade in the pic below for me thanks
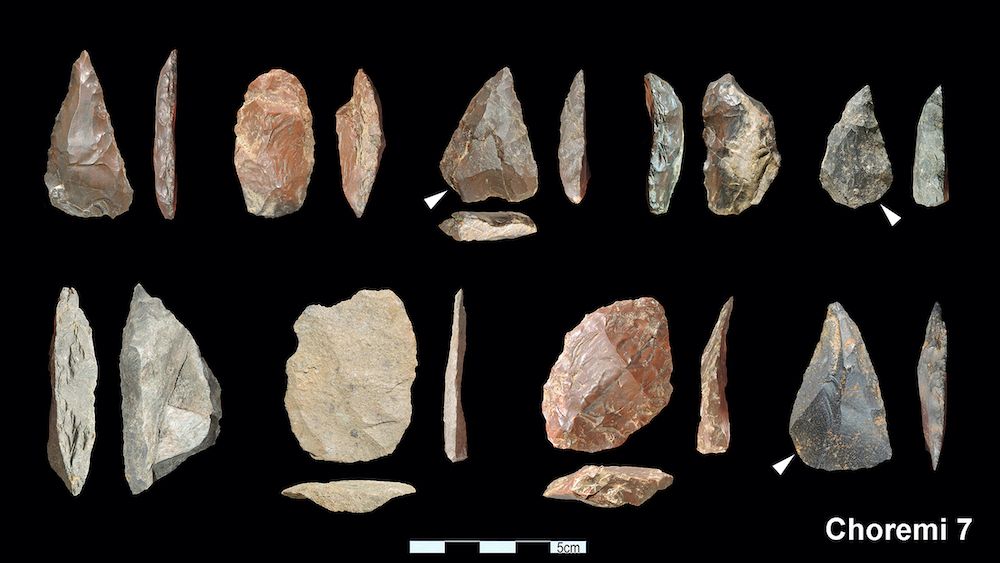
[44,51,133,218]
[438,211,537,242]
[702,74,780,215]
[697,297,732,454]
[558,70,589,204]
[820,86,893,208]
[440,67,538,203]
[154,50,178,219]
[644,73,683,215]
[913,86,948,207]
[543,465,673,508]
[444,289,468,462]
[120,284,222,494]
[789,303,891,470]
[917,303,947,470]
[336,69,385,218]
[282,480,415,513]
[48,288,98,496]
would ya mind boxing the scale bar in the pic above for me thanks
[480,541,517,554]
[409,541,446,554]
[409,540,586,555]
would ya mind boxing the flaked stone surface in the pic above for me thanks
[45,51,133,218]
[697,297,732,454]
[918,303,947,470]
[282,480,415,513]
[820,86,893,208]
[444,289,468,462]
[154,50,178,219]
[336,69,385,218]
[285,290,417,462]
[542,297,673,452]
[644,73,683,215]
[48,288,98,496]
[438,211,536,242]
[789,303,891,471]
[559,70,589,204]
[234,69,315,217]
[440,67,538,203]
[121,284,221,494]
[913,86,948,207]
[543,465,673,508]
[702,74,780,215]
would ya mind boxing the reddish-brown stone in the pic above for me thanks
[336,69,384,218]
[543,465,673,508]
[542,298,673,452]
[234,69,315,217]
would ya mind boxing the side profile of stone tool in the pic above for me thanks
[820,86,893,208]
[154,50,178,219]
[789,303,891,470]
[702,74,780,215]
[285,290,417,462]
[282,480,415,513]
[45,51,133,218]
[48,288,98,496]
[336,69,385,218]
[559,70,589,204]
[917,303,947,470]
[697,297,733,454]
[913,86,948,207]
[120,284,221,494]
[438,211,537,242]
[440,67,538,203]
[234,69,315,217]
[644,73,683,214]
[542,297,673,452]
[543,465,673,508]
[444,289,468,462]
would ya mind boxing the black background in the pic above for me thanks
[11,10,988,558]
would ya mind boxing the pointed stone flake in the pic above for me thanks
[702,75,781,215]
[644,73,683,215]
[440,67,538,203]
[444,289,468,462]
[282,480,415,513]
[559,70,589,204]
[543,465,673,508]
[820,86,893,208]
[438,211,537,242]
[697,297,733,454]
[789,303,891,471]
[918,303,947,470]
[120,284,221,494]
[48,288,97,495]
[336,69,385,218]
[44,51,133,218]
[234,69,315,217]
[154,50,178,219]
[285,290,417,462]
[913,86,948,207]
[543,298,673,452]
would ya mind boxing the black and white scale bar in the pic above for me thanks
[410,540,587,555]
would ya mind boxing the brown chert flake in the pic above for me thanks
[558,70,589,204]
[543,465,673,508]
[542,298,673,452]
[154,50,178,219]
[438,211,536,242]
[917,303,947,470]
[336,69,385,218]
[789,303,891,471]
[644,73,683,215]
[282,480,415,513]
[440,67,538,203]
[702,74,780,215]
[697,297,733,454]
[444,289,468,462]
[44,51,133,218]
[234,69,315,217]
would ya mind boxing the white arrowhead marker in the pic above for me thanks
[424,190,447,210]
[772,454,795,475]
[880,204,901,226]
